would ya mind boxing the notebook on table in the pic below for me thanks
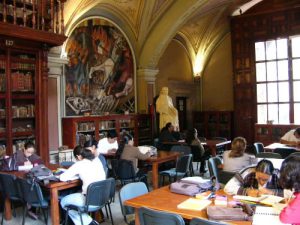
[252,206,290,225]
[177,198,211,211]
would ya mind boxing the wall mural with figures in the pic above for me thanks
[65,18,135,116]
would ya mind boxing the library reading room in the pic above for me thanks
[1,1,300,225]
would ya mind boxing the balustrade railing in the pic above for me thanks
[0,0,65,34]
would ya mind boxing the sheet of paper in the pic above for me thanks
[177,198,211,211]
[260,195,284,206]
[18,164,33,171]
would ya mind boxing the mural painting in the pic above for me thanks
[65,18,134,116]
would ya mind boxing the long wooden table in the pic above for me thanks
[144,151,180,189]
[2,166,82,225]
[264,142,300,151]
[202,140,231,156]
[125,185,251,225]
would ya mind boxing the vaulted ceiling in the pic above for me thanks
[63,0,257,74]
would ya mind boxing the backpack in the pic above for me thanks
[0,155,17,171]
[170,176,220,196]
[26,165,58,185]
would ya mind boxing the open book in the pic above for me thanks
[233,195,284,206]
[253,206,290,225]
[177,198,211,211]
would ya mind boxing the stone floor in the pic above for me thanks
[1,162,209,225]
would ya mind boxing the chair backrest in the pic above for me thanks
[212,137,228,155]
[119,182,148,219]
[116,159,136,180]
[253,142,264,155]
[139,207,185,225]
[208,156,223,182]
[256,152,282,159]
[274,148,296,159]
[176,154,192,173]
[0,173,21,201]
[85,178,114,211]
[190,217,229,225]
[17,178,46,206]
[60,161,75,167]
[171,145,191,155]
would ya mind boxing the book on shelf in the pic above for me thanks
[252,206,290,225]
[177,198,211,211]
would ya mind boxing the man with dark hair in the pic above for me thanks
[97,130,118,154]
[280,128,300,146]
[158,122,177,143]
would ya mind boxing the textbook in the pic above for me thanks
[252,206,290,225]
[233,195,284,206]
[177,198,211,211]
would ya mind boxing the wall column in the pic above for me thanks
[136,68,158,113]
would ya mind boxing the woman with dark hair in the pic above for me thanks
[118,132,151,173]
[223,137,256,172]
[224,159,283,197]
[279,154,300,224]
[185,128,208,173]
[60,145,106,225]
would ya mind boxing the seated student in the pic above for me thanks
[159,122,178,143]
[224,159,283,197]
[279,154,300,224]
[223,137,256,173]
[185,128,209,173]
[118,132,151,173]
[280,127,300,146]
[84,140,108,176]
[60,145,106,225]
[97,130,118,154]
[15,140,43,167]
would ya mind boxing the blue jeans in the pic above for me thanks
[60,193,97,225]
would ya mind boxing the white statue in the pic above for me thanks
[156,87,179,131]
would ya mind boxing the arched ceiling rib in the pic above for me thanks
[63,0,261,72]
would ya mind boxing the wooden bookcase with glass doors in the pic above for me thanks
[62,114,153,149]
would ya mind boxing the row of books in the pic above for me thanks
[11,63,35,70]
[77,122,95,132]
[0,109,5,118]
[11,71,33,91]
[12,104,35,118]
[0,74,5,91]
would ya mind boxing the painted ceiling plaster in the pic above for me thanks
[63,0,257,74]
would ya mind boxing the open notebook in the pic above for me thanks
[253,206,290,225]
[233,195,284,206]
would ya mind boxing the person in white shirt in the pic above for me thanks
[280,128,300,146]
[60,145,106,225]
[97,130,118,154]
[223,137,256,173]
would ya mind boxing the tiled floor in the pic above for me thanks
[1,162,209,225]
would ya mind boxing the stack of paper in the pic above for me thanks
[177,198,211,211]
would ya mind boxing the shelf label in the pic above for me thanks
[5,40,14,47]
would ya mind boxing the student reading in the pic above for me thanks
[280,127,300,146]
[279,154,300,224]
[60,145,106,225]
[224,159,283,197]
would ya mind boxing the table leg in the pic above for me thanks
[50,187,60,225]
[4,197,12,220]
[152,162,159,189]
[134,208,140,225]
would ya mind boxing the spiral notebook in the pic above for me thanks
[252,206,290,225]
